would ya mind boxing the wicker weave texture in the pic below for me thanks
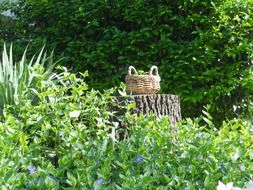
[125,66,161,95]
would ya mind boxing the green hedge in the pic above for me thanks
[2,0,253,122]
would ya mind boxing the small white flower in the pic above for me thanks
[217,181,234,190]
[217,181,253,190]
[48,96,56,102]
[246,181,253,190]
[232,187,242,190]
[69,110,80,118]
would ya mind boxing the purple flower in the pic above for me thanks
[96,179,104,185]
[65,80,70,86]
[135,155,143,163]
[48,174,57,183]
[59,132,65,139]
[197,156,204,161]
[196,133,202,139]
[34,178,40,184]
[28,166,36,175]
[240,165,246,171]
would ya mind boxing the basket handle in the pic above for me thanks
[149,66,159,76]
[128,66,138,75]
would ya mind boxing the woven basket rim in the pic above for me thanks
[126,74,159,77]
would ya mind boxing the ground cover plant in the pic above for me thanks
[0,63,252,189]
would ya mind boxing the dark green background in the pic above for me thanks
[1,0,253,123]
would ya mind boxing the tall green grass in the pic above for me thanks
[0,44,57,109]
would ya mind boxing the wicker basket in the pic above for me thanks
[125,66,161,95]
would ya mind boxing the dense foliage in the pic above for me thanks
[0,1,16,44]
[1,0,253,122]
[1,1,253,188]
[0,65,252,189]
[0,44,57,109]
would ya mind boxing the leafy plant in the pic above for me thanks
[118,82,127,96]
[0,1,17,43]
[3,0,253,123]
[0,66,123,189]
[137,70,147,75]
[0,71,252,190]
[0,43,58,109]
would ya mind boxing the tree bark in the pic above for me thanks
[115,94,181,126]
[111,94,181,141]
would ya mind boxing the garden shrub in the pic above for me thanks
[0,1,16,44]
[2,0,253,123]
[0,66,252,189]
[0,67,120,189]
[0,44,58,110]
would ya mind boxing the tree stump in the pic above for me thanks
[111,94,181,140]
[115,94,181,126]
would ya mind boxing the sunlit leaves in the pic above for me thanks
[0,44,58,110]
